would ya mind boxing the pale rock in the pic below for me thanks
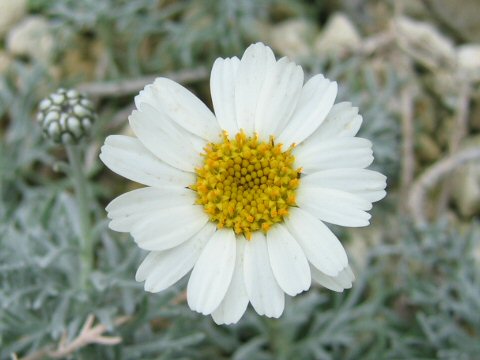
[269,19,315,60]
[314,13,361,57]
[7,16,54,64]
[0,0,27,38]
[393,17,456,70]
[452,136,480,218]
[457,44,480,81]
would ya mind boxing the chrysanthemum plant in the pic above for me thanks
[100,43,387,325]
[37,88,96,289]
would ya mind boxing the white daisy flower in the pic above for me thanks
[100,43,387,325]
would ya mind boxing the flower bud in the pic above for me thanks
[37,88,95,144]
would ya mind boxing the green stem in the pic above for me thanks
[267,318,288,360]
[66,145,93,290]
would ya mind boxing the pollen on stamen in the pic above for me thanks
[192,130,301,239]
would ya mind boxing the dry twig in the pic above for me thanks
[77,67,208,98]
[408,146,480,226]
[436,81,471,214]
[18,315,131,360]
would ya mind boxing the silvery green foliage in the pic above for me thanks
[44,0,276,75]
[386,222,480,359]
[37,89,95,144]
[0,186,202,358]
[0,63,53,200]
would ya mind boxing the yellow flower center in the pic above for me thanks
[191,131,301,239]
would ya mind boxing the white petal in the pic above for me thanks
[243,232,285,318]
[129,104,205,172]
[130,205,209,251]
[135,222,213,284]
[294,137,374,174]
[99,135,195,187]
[137,222,215,292]
[134,251,159,283]
[254,57,304,140]
[210,57,240,135]
[106,187,195,217]
[211,236,249,325]
[235,42,276,135]
[278,74,337,146]
[301,169,387,202]
[311,265,355,292]
[306,102,362,142]
[310,267,343,292]
[187,229,236,315]
[107,187,197,232]
[334,266,355,288]
[135,77,220,141]
[285,207,348,276]
[296,187,372,227]
[266,224,311,296]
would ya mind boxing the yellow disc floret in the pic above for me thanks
[191,131,301,240]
